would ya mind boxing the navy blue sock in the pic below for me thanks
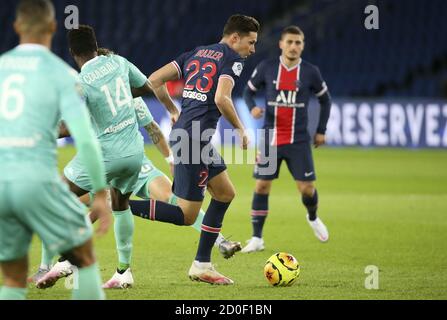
[302,189,318,221]
[129,199,185,226]
[195,199,231,262]
[251,193,269,238]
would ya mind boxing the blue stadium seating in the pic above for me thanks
[1,0,445,97]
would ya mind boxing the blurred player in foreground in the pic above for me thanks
[0,0,110,300]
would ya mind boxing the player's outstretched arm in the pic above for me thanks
[215,77,249,149]
[144,121,171,158]
[131,80,152,98]
[149,64,180,124]
[243,85,264,119]
[144,121,174,173]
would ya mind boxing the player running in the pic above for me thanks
[241,26,332,253]
[0,0,110,300]
[128,14,259,285]
[86,95,242,261]
[35,25,151,289]
[29,96,242,287]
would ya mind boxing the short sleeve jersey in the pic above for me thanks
[80,54,147,159]
[247,57,328,145]
[0,44,87,181]
[171,43,244,141]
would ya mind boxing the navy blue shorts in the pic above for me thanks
[171,139,227,201]
[253,141,316,181]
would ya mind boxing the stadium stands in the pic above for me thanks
[1,0,445,97]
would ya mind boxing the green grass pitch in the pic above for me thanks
[3,146,447,300]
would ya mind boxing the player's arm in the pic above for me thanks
[316,89,331,136]
[125,57,161,106]
[215,77,249,149]
[312,67,332,148]
[131,80,152,98]
[243,62,266,119]
[243,85,263,119]
[134,96,174,171]
[144,121,171,159]
[148,64,180,125]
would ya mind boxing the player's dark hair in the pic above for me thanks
[97,47,115,56]
[67,25,98,57]
[223,14,260,37]
[281,25,305,40]
[16,0,55,34]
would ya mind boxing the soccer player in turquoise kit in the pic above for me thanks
[0,0,110,300]
[35,25,150,289]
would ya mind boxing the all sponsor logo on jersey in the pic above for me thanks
[267,90,304,108]
[182,89,208,102]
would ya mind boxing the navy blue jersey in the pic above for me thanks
[248,57,329,145]
[171,43,244,141]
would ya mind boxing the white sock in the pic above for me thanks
[39,264,51,270]
[214,233,225,247]
[194,260,212,268]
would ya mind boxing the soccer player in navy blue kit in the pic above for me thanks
[130,15,259,284]
[241,26,332,253]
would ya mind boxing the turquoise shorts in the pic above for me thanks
[0,180,92,262]
[132,156,167,199]
[88,156,168,201]
[64,153,144,195]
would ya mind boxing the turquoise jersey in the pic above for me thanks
[80,54,147,159]
[0,44,106,190]
[134,97,153,128]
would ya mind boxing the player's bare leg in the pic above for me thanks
[242,179,272,253]
[297,180,329,242]
[188,170,235,285]
[147,176,172,202]
[0,256,28,300]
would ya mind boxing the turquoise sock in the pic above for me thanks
[113,208,134,270]
[168,194,204,232]
[0,286,27,300]
[40,242,54,269]
[192,209,205,232]
[71,263,105,300]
